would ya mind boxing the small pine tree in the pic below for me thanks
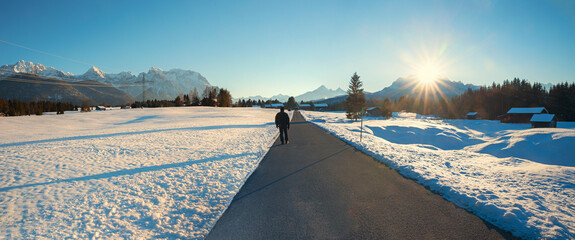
[345,72,366,121]
[183,94,191,106]
[285,96,298,110]
[175,95,183,106]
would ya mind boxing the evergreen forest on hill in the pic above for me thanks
[329,78,575,121]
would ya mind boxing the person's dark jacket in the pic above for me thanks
[275,111,290,129]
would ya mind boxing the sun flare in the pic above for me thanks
[415,62,441,84]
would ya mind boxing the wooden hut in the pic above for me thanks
[299,104,311,110]
[466,112,479,120]
[498,107,548,123]
[530,114,557,128]
[314,103,328,111]
[366,107,383,117]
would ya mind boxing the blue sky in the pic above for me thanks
[1,0,574,98]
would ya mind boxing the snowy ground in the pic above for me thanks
[300,111,575,239]
[0,107,286,239]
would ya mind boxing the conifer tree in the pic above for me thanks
[217,88,232,107]
[183,94,191,106]
[175,95,183,106]
[345,72,366,121]
[286,96,298,110]
[201,86,219,106]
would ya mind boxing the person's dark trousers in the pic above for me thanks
[279,127,289,143]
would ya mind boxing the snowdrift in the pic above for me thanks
[302,111,575,239]
[0,107,285,239]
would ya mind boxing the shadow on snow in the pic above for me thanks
[0,153,254,192]
[0,123,275,148]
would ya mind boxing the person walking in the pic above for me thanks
[275,107,290,144]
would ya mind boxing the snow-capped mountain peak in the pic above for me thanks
[12,60,48,74]
[149,67,163,72]
[82,66,106,80]
[295,85,347,102]
[0,60,73,78]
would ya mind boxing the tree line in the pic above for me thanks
[234,97,325,110]
[353,78,575,121]
[447,79,575,121]
[234,99,282,107]
[0,98,76,116]
[1,86,234,117]
[131,86,233,108]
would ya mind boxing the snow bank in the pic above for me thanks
[302,111,575,239]
[0,107,283,239]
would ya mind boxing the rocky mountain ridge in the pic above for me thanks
[0,60,212,101]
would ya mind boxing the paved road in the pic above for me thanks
[207,111,511,239]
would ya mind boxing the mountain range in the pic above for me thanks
[238,85,347,103]
[0,60,211,105]
[1,60,482,106]
[0,73,136,106]
[243,76,480,105]
[313,76,481,105]
[370,75,480,100]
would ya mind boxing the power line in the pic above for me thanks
[0,39,95,67]
[142,73,146,103]
[0,40,157,97]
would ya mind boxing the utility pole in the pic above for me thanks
[142,73,146,108]
[360,107,366,142]
[360,114,364,142]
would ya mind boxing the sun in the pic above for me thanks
[415,62,441,84]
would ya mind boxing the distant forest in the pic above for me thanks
[132,87,232,108]
[2,78,574,121]
[234,99,282,107]
[0,86,233,116]
[350,78,575,121]
[0,99,76,116]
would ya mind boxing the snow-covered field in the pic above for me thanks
[0,107,284,239]
[300,111,575,239]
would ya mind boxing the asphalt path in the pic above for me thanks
[207,111,512,239]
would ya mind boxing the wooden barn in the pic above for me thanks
[270,103,284,109]
[298,104,311,110]
[498,107,548,123]
[466,112,479,120]
[366,107,383,117]
[314,103,328,111]
[530,114,557,128]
